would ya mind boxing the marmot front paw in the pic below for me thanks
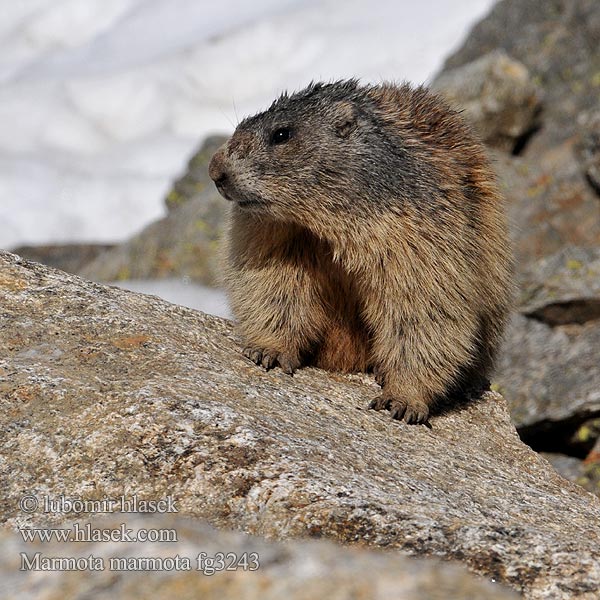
[242,345,301,375]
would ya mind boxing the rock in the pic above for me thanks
[496,247,600,456]
[432,50,542,152]
[165,135,228,212]
[493,151,581,270]
[79,135,229,285]
[441,0,600,156]
[533,432,600,499]
[2,251,600,599]
[494,151,600,271]
[78,185,226,285]
[496,314,600,432]
[518,246,600,325]
[0,514,517,600]
[10,244,115,275]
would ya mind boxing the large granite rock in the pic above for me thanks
[496,314,600,432]
[433,50,542,152]
[441,0,600,157]
[1,251,600,599]
[0,514,517,600]
[79,136,228,285]
[9,244,115,275]
[495,246,600,485]
[518,246,600,325]
[78,186,226,285]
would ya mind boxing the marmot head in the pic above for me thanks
[209,80,422,225]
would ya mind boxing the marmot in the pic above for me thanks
[209,80,512,424]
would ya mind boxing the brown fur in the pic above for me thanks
[209,80,513,424]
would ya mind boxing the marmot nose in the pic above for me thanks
[208,150,228,187]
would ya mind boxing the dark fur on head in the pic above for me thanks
[209,79,513,424]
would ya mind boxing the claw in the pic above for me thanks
[373,366,385,387]
[242,345,299,375]
[261,351,277,370]
[279,354,299,375]
[369,395,391,411]
[389,399,407,421]
[243,346,263,365]
[369,393,430,425]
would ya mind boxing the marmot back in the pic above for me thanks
[209,80,513,425]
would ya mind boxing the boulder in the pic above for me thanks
[495,247,600,458]
[78,186,226,285]
[433,50,542,152]
[79,136,229,285]
[496,314,600,432]
[441,0,600,158]
[165,134,228,212]
[439,0,600,267]
[517,246,600,325]
[10,244,115,275]
[1,251,600,599]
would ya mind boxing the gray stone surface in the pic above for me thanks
[78,185,226,285]
[540,452,584,485]
[0,514,517,600]
[10,244,115,275]
[78,135,228,285]
[1,251,600,599]
[518,246,600,325]
[440,0,600,267]
[496,314,600,430]
[441,0,600,155]
[433,50,541,152]
[576,110,600,196]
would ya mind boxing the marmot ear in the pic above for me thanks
[334,101,358,138]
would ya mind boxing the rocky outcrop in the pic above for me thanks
[517,246,600,325]
[1,514,517,600]
[441,0,600,156]
[2,251,600,599]
[495,246,600,492]
[433,50,542,152]
[78,136,228,285]
[497,314,600,431]
[78,186,226,285]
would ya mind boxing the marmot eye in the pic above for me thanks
[270,127,292,145]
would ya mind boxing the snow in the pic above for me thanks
[0,0,496,250]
